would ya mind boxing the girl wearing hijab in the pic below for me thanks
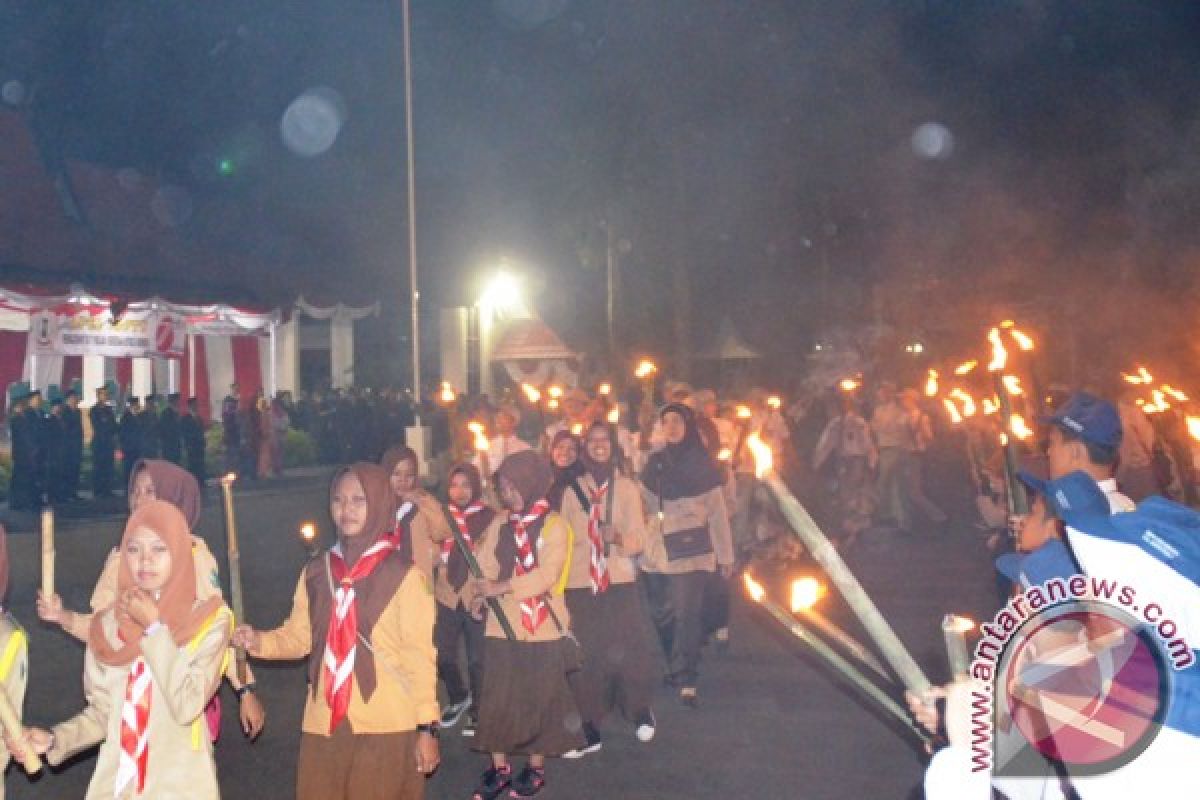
[381,446,452,586]
[24,501,232,798]
[431,463,500,737]
[469,450,583,800]
[546,430,584,512]
[36,459,266,739]
[0,524,31,800]
[559,421,657,757]
[233,463,439,800]
[640,404,734,707]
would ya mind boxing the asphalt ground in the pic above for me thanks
[1,461,999,799]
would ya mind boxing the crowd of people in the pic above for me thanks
[2,366,1197,797]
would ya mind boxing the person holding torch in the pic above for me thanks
[232,464,440,800]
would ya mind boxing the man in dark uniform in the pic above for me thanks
[62,388,84,500]
[7,388,35,510]
[181,396,207,486]
[119,396,144,487]
[24,389,46,508]
[139,395,160,459]
[43,392,68,504]
[90,385,118,497]
[222,383,240,475]
[158,392,183,464]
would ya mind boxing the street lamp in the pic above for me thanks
[476,270,527,397]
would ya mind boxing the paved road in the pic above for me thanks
[2,469,998,799]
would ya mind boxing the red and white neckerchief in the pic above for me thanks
[321,537,395,733]
[390,501,416,552]
[511,498,551,634]
[586,480,611,594]
[115,657,152,797]
[442,502,486,565]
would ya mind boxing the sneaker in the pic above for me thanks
[472,765,512,800]
[461,713,477,737]
[635,710,657,743]
[562,724,602,759]
[508,765,546,798]
[440,695,472,728]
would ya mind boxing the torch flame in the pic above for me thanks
[999,319,1015,329]
[945,615,975,634]
[767,395,782,410]
[746,433,773,479]
[467,421,489,452]
[1186,416,1200,442]
[743,573,766,603]
[300,522,317,542]
[547,398,560,411]
[942,397,963,425]
[838,378,860,392]
[1143,390,1171,414]
[1010,413,1033,441]
[790,577,823,613]
[1001,375,1024,396]
[598,382,612,396]
[439,381,456,405]
[1122,366,1154,385]
[1010,329,1035,351]
[607,407,620,424]
[987,328,1008,372]
[221,472,237,486]
[949,389,977,418]
[1161,384,1189,402]
[924,369,939,398]
[736,404,753,420]
[717,447,733,462]
[954,360,978,376]
[982,396,1000,415]
[547,385,564,400]
[570,422,584,436]
[521,383,542,403]
[634,360,657,379]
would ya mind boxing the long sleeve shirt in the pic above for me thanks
[559,473,646,589]
[638,485,734,575]
[49,606,231,800]
[430,512,502,610]
[475,513,573,642]
[254,568,439,735]
[0,614,29,799]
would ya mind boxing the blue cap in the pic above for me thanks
[995,539,1078,587]
[1018,469,1112,519]
[1041,391,1122,448]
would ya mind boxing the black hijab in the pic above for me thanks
[643,403,723,501]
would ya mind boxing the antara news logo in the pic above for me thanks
[966,574,1192,779]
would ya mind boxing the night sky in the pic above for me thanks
[4,1,1200,382]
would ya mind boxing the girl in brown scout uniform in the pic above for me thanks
[24,500,232,798]
[432,462,500,736]
[640,403,734,708]
[0,526,30,800]
[381,446,452,585]
[36,459,266,738]
[559,421,658,757]
[233,463,440,800]
[469,450,583,800]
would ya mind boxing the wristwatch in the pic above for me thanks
[416,722,440,739]
[235,683,257,699]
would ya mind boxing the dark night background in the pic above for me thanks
[4,0,1200,387]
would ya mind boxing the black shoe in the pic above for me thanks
[472,765,512,800]
[508,765,546,798]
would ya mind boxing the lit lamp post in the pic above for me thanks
[477,271,525,398]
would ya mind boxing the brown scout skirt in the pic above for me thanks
[565,581,658,725]
[296,725,422,800]
[474,638,586,756]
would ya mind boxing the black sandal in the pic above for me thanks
[472,765,512,800]
[508,765,546,798]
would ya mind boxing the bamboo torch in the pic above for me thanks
[299,521,321,560]
[40,508,54,600]
[439,505,517,641]
[790,577,890,680]
[219,473,248,684]
[941,614,975,680]
[745,434,933,697]
[744,574,928,744]
[0,690,41,774]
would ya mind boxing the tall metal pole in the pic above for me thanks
[402,0,421,418]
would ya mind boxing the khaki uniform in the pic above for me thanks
[475,512,573,642]
[560,473,646,588]
[49,606,232,799]
[0,614,29,800]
